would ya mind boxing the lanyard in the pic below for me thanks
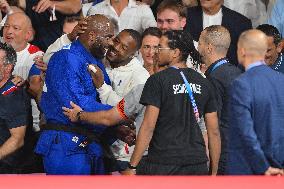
[211,59,228,72]
[171,66,200,123]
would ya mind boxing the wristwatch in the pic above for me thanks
[127,162,137,170]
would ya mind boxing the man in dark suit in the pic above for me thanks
[227,29,284,175]
[199,25,242,174]
[186,0,252,66]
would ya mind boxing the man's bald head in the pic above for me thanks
[79,15,115,59]
[238,29,268,57]
[237,29,268,67]
[84,14,114,36]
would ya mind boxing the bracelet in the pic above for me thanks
[127,162,137,170]
[76,110,84,122]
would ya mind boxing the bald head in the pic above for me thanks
[202,25,231,55]
[84,14,114,35]
[238,29,268,57]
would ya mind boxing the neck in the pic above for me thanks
[0,77,9,88]
[79,38,91,53]
[111,0,128,16]
[203,5,222,15]
[169,60,187,68]
[243,56,265,70]
[15,43,28,52]
[206,54,226,67]
[144,62,155,75]
[110,58,131,68]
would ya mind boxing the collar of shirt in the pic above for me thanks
[72,40,99,64]
[205,57,228,77]
[246,60,265,71]
[105,0,138,8]
[271,53,284,69]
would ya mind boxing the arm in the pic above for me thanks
[0,126,26,160]
[33,0,81,15]
[97,83,123,106]
[88,64,123,106]
[43,20,87,64]
[128,105,159,170]
[43,34,71,64]
[205,111,221,175]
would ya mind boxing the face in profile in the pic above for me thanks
[198,32,208,65]
[140,35,160,65]
[106,31,137,65]
[264,36,279,66]
[154,35,173,67]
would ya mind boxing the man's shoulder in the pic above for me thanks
[222,5,251,23]
[187,5,202,15]
[27,44,42,54]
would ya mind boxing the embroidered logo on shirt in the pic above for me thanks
[72,136,79,143]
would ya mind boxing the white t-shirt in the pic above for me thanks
[87,0,156,34]
[203,8,223,29]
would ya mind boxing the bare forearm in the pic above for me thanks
[208,128,221,175]
[130,125,154,166]
[53,0,81,15]
[0,136,24,160]
[80,108,123,126]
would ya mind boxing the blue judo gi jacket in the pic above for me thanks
[35,40,112,175]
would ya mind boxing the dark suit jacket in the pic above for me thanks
[185,6,252,66]
[227,64,284,175]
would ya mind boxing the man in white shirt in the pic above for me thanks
[2,12,43,132]
[87,0,156,35]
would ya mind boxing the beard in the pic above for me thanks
[90,43,106,60]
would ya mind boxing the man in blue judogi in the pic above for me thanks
[35,15,116,175]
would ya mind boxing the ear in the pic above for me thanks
[207,43,213,54]
[276,40,284,53]
[180,17,186,29]
[172,48,181,59]
[26,29,34,42]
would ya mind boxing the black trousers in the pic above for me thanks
[136,157,209,175]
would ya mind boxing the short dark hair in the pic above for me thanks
[142,27,162,40]
[163,30,200,62]
[0,42,17,66]
[122,29,142,50]
[257,24,282,45]
[157,0,187,18]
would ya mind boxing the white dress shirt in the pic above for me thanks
[203,8,223,29]
[87,0,157,35]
